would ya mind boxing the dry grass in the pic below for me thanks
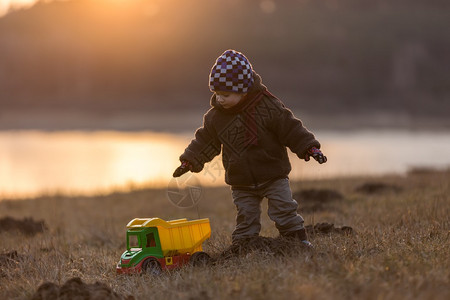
[0,171,449,300]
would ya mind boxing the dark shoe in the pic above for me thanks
[283,228,307,240]
[283,229,313,248]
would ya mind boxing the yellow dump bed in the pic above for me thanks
[127,218,211,255]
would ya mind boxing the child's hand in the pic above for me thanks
[305,147,327,164]
[173,160,193,177]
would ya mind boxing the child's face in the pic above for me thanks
[215,91,247,109]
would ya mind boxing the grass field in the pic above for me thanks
[0,170,449,299]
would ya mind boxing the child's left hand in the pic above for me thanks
[173,160,193,177]
[305,147,327,164]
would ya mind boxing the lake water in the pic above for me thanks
[1,130,449,199]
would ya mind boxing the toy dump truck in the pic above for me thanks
[116,217,211,274]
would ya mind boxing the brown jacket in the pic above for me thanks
[180,72,320,187]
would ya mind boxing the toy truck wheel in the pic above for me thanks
[190,251,211,267]
[142,258,162,275]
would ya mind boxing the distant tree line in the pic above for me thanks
[0,0,449,118]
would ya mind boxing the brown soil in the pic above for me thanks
[355,182,403,194]
[293,188,344,212]
[31,277,134,300]
[0,216,47,236]
[305,222,353,237]
[218,236,304,260]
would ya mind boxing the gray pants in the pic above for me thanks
[231,178,304,242]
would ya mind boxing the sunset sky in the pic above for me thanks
[0,0,151,16]
[0,0,40,15]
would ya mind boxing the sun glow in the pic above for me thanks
[0,0,69,16]
[0,0,38,15]
[0,0,161,17]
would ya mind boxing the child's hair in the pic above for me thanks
[209,49,254,94]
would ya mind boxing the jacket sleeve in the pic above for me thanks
[269,98,320,160]
[179,111,222,172]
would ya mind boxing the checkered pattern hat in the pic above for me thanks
[209,50,254,93]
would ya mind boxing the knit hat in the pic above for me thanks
[209,50,254,93]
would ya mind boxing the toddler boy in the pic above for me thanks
[173,50,326,246]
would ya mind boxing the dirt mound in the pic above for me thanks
[218,222,352,260]
[0,216,47,236]
[407,166,448,175]
[31,277,134,300]
[305,222,353,237]
[293,188,344,212]
[218,236,301,260]
[355,182,402,194]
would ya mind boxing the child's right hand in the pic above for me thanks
[305,147,327,164]
[173,160,192,177]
